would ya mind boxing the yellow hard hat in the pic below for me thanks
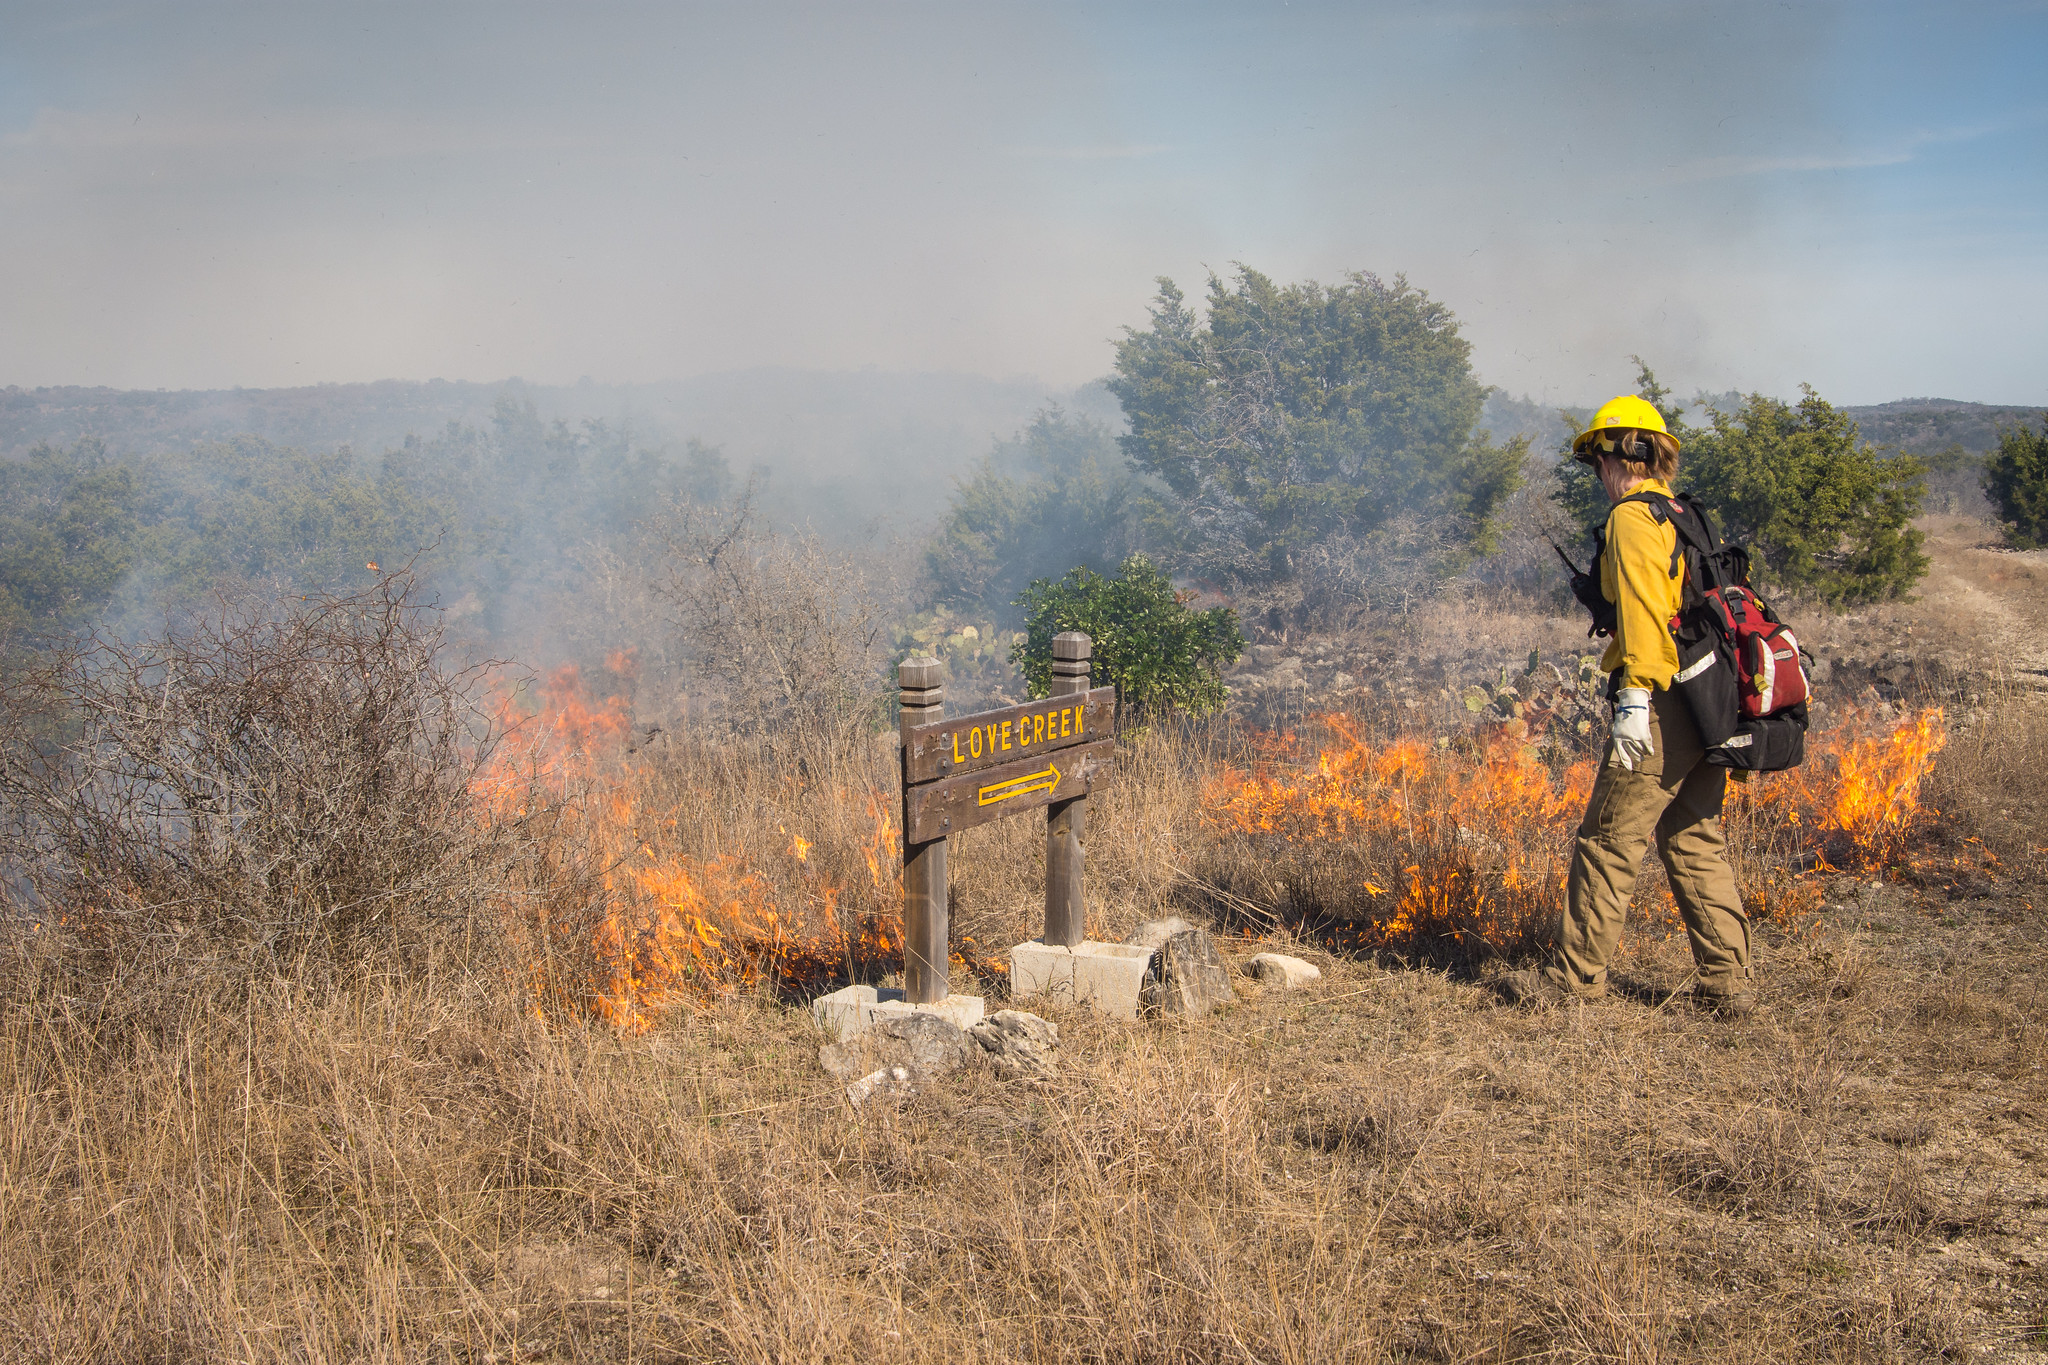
[1573,394,1679,462]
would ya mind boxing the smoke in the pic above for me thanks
[1,3,2041,404]
[3,0,2043,719]
[2,371,1126,708]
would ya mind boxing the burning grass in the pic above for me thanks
[0,633,2039,1360]
[485,662,1011,1032]
[480,651,1965,1042]
[1179,699,1954,975]
[1196,717,1596,964]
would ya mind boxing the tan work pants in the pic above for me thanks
[1547,687,1752,998]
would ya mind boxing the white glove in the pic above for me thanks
[1611,687,1653,771]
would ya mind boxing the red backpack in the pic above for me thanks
[1605,492,1812,772]
[1700,572,1810,719]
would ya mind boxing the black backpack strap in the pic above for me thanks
[1665,498,1728,594]
[1611,491,1687,581]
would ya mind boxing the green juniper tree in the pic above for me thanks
[1983,415,2048,549]
[1681,387,1926,604]
[1108,268,1524,590]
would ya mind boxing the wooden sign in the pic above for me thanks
[904,738,1113,843]
[893,631,1109,1005]
[902,686,1116,784]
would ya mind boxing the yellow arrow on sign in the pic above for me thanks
[977,760,1062,807]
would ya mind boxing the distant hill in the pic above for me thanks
[1837,399,2042,456]
[0,379,503,457]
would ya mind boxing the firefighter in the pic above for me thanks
[1502,396,1754,1017]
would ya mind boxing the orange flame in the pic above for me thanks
[1821,706,1946,851]
[1203,716,1594,956]
[592,782,928,1030]
[489,659,1954,1026]
[1203,704,1951,958]
[1734,704,1948,866]
[479,658,951,1033]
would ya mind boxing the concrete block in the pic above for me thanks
[812,984,879,1039]
[811,984,985,1040]
[1009,939,1155,1019]
[1247,952,1322,989]
[868,994,985,1034]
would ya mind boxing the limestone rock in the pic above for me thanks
[817,1039,868,1083]
[969,1009,1059,1081]
[1247,952,1322,989]
[871,1012,975,1082]
[820,1011,974,1094]
[1126,917,1234,1017]
[846,1065,915,1108]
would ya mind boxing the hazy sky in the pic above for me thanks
[3,1,2043,404]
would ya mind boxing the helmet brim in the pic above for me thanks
[1572,426,1680,464]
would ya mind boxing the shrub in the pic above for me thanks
[1680,386,1927,604]
[647,486,889,755]
[1983,415,2048,549]
[1011,555,1244,719]
[0,573,512,978]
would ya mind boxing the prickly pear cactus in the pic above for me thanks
[1464,650,1609,757]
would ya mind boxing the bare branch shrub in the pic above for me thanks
[647,487,890,760]
[1459,471,1580,609]
[0,574,519,981]
[1290,512,1464,633]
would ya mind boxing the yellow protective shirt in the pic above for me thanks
[1598,478,1683,691]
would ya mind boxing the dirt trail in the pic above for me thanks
[1924,523,2048,684]
[1800,516,2048,696]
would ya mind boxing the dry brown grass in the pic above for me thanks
[4,527,2047,1362]
[5,861,2045,1363]
[1923,674,2048,877]
[4,683,2045,1363]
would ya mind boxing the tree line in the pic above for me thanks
[0,397,736,645]
[929,264,2048,643]
[7,264,2047,716]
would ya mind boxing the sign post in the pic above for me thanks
[1043,631,1090,947]
[898,656,948,1005]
